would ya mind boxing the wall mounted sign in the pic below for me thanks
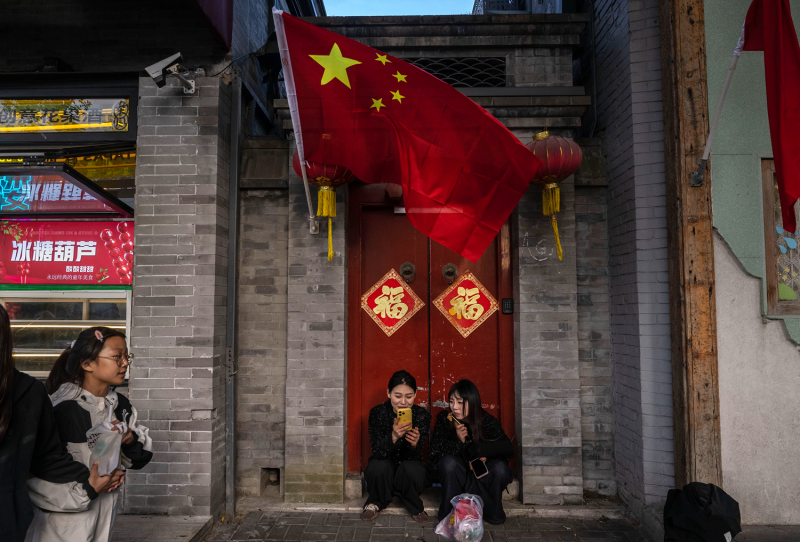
[0,99,130,133]
[0,220,133,286]
[360,268,424,337]
[433,271,498,338]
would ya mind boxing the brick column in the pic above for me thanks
[283,143,346,503]
[127,76,230,517]
[514,176,584,505]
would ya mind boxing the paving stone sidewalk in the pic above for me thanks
[205,511,648,542]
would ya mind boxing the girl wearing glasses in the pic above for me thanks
[25,327,152,542]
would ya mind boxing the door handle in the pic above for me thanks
[442,263,458,285]
[399,261,416,283]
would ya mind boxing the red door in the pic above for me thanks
[347,182,514,472]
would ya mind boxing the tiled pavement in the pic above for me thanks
[205,511,648,542]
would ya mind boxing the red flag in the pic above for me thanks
[274,10,540,262]
[742,0,800,234]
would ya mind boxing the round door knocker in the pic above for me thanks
[442,263,458,285]
[399,262,416,283]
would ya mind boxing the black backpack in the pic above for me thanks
[664,483,742,542]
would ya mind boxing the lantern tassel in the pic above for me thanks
[551,215,563,261]
[317,186,336,218]
[327,217,334,262]
[542,184,560,216]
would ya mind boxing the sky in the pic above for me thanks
[323,0,476,16]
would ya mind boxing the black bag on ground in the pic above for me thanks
[663,482,741,542]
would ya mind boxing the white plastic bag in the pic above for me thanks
[435,493,485,542]
[85,400,127,476]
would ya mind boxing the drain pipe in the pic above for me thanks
[225,69,242,519]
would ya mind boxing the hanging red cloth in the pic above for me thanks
[742,0,800,233]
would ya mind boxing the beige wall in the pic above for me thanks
[715,233,800,524]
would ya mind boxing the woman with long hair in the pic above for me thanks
[25,326,153,542]
[429,379,514,525]
[361,370,432,524]
[0,307,120,542]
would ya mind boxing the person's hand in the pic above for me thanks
[108,470,126,492]
[455,423,468,443]
[88,461,116,494]
[392,419,412,443]
[112,420,134,445]
[405,427,421,447]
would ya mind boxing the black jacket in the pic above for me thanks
[428,409,513,468]
[368,401,431,465]
[0,371,97,542]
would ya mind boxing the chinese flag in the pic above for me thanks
[274,10,540,262]
[742,0,800,234]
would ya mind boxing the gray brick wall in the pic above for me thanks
[512,47,574,87]
[284,143,347,503]
[128,76,231,517]
[575,167,616,495]
[514,173,584,505]
[235,188,289,497]
[594,0,675,514]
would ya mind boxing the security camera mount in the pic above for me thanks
[145,53,195,94]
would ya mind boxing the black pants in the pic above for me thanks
[364,458,429,515]
[437,455,514,524]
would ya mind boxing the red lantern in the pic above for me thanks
[292,150,356,261]
[526,131,583,261]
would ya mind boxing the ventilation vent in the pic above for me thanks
[406,57,506,88]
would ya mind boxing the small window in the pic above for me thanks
[762,159,800,314]
[0,296,127,378]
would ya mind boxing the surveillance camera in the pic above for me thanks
[146,53,183,88]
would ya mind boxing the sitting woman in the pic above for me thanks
[429,379,514,525]
[361,370,432,524]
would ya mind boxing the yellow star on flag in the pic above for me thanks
[375,53,391,65]
[370,98,386,112]
[309,44,362,89]
[392,71,407,83]
[391,90,405,103]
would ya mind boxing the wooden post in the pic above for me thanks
[659,0,723,488]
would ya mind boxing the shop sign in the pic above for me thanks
[0,220,133,285]
[0,175,111,213]
[0,99,130,133]
[433,271,498,338]
[361,268,424,337]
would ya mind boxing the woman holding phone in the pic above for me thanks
[361,370,431,524]
[429,379,514,525]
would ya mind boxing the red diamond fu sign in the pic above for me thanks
[361,269,424,337]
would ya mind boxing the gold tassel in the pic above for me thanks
[327,217,334,261]
[317,186,336,218]
[542,183,560,216]
[551,215,563,261]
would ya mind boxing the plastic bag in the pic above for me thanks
[435,493,484,542]
[85,400,127,476]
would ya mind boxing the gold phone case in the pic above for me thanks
[397,408,412,430]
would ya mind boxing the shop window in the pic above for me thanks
[762,159,800,314]
[0,293,129,378]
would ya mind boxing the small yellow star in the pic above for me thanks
[392,71,407,83]
[370,98,386,112]
[309,43,361,89]
[390,90,405,103]
[375,53,391,65]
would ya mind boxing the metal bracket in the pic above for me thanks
[309,216,320,235]
[691,158,707,187]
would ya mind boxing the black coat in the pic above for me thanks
[0,370,97,542]
[428,409,514,468]
[368,401,431,465]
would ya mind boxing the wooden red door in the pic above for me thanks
[347,182,514,472]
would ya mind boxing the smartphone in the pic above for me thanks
[470,457,489,479]
[396,408,412,431]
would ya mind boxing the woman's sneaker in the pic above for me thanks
[360,503,380,522]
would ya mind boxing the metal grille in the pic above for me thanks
[406,57,506,88]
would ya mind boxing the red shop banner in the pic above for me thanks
[0,220,133,286]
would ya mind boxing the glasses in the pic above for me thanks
[98,352,134,367]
